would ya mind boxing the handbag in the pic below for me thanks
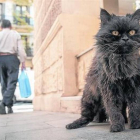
[18,70,31,98]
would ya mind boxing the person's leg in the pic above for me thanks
[0,67,8,97]
[2,55,20,108]
[0,57,7,114]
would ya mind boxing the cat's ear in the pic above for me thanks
[132,9,140,20]
[100,9,111,26]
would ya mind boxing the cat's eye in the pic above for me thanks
[112,31,119,36]
[129,30,136,36]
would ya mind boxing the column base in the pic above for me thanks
[33,95,81,113]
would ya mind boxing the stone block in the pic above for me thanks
[47,64,58,93]
[61,0,100,17]
[60,96,81,113]
[50,0,62,25]
[42,58,63,94]
[84,51,93,76]
[78,60,85,90]
[34,57,43,78]
[42,47,50,71]
[57,59,63,91]
[57,29,63,58]
[34,75,43,96]
[36,0,62,44]
[42,27,63,71]
[77,48,95,92]
[44,93,62,111]
[33,93,62,111]
[40,2,47,24]
[41,16,51,43]
[34,34,42,53]
[49,37,59,66]
[42,69,49,94]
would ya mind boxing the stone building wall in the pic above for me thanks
[33,0,64,111]
[33,0,101,113]
[33,0,133,113]
[34,0,62,53]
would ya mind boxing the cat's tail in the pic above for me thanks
[66,117,91,129]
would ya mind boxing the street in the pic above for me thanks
[0,110,140,140]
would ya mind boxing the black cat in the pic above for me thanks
[66,9,140,132]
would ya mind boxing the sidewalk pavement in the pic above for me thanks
[0,111,140,140]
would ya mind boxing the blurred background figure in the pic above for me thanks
[0,0,34,113]
[0,19,26,114]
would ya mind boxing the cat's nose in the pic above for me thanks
[122,38,129,42]
[122,36,129,42]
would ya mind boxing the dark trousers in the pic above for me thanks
[0,55,20,107]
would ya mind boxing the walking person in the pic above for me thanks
[0,19,26,114]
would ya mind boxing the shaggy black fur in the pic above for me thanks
[66,9,140,132]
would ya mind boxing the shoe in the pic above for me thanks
[0,103,6,114]
[8,107,13,114]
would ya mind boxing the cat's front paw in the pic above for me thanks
[66,123,80,129]
[110,124,125,132]
[130,121,140,129]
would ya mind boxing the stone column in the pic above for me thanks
[61,0,101,96]
[101,0,119,14]
[118,0,134,15]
